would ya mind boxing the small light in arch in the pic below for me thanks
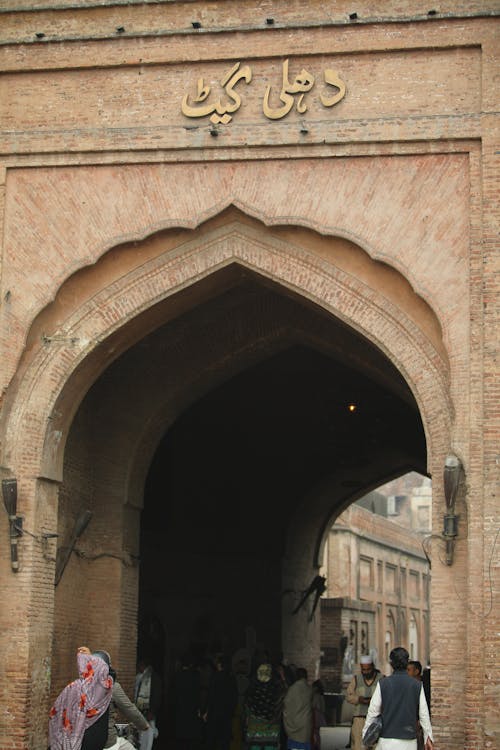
[348,403,357,413]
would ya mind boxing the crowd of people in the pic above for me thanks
[171,650,326,750]
[47,645,433,750]
[46,646,323,750]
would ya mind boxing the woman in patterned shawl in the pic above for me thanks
[245,663,286,750]
[49,648,113,750]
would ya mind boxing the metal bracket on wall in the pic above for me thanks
[54,509,93,586]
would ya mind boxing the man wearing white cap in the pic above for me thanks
[346,654,383,749]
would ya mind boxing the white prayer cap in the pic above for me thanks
[360,655,373,664]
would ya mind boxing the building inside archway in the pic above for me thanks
[320,470,432,700]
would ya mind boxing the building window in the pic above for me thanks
[423,573,430,601]
[409,570,420,599]
[377,561,383,592]
[400,568,407,600]
[417,504,431,531]
[361,621,369,653]
[360,556,374,589]
[385,611,396,664]
[385,564,397,595]
[409,614,419,659]
[350,620,359,663]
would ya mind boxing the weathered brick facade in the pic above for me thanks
[320,502,431,690]
[0,3,498,749]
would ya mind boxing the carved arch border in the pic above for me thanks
[1,219,451,487]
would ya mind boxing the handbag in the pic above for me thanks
[363,714,383,746]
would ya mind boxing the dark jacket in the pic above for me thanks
[174,667,203,741]
[205,668,238,744]
[380,670,421,740]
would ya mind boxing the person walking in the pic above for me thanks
[49,648,114,750]
[173,652,204,750]
[283,668,313,750]
[49,646,150,750]
[135,655,162,750]
[204,654,238,750]
[346,655,382,750]
[94,649,150,750]
[244,663,285,750]
[362,647,433,750]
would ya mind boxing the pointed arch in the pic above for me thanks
[0,217,451,488]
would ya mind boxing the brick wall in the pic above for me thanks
[0,4,498,749]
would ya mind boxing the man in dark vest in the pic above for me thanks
[362,647,434,750]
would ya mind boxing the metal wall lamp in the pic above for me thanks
[2,478,23,572]
[2,477,90,579]
[443,454,462,565]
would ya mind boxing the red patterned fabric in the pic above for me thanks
[48,652,113,750]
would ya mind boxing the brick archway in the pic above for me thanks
[1,217,450,482]
[0,213,452,749]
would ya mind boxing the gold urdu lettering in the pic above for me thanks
[290,69,315,115]
[181,61,346,123]
[181,62,252,124]
[263,59,315,120]
[210,63,252,124]
[262,85,294,120]
[181,77,215,118]
[320,69,346,107]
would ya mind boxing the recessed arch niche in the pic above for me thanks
[0,209,451,700]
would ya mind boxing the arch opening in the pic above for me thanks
[1,208,447,483]
[13,217,450,745]
[319,470,432,708]
[49,262,429,724]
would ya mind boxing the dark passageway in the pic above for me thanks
[54,261,428,743]
[136,274,426,737]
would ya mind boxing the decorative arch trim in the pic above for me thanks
[0,219,451,491]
